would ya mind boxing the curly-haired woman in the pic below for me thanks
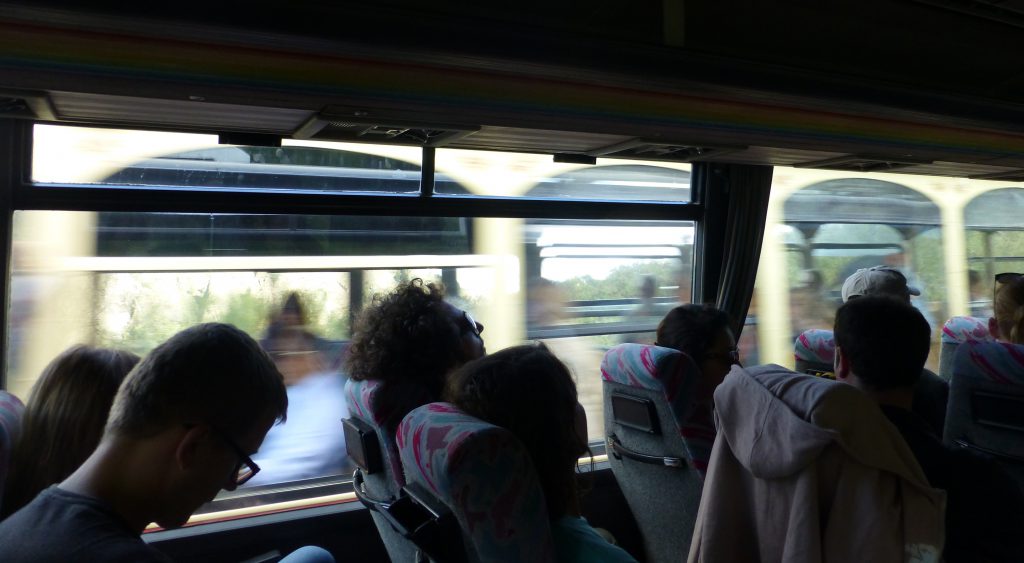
[346,279,486,436]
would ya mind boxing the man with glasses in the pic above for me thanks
[0,323,332,562]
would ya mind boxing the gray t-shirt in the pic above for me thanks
[0,486,173,563]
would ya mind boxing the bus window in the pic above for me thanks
[755,171,949,370]
[14,124,699,519]
[965,187,1024,318]
[32,124,454,195]
[434,147,691,201]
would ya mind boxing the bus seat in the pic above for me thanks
[600,343,706,563]
[397,402,556,563]
[0,391,25,514]
[939,316,992,381]
[344,378,423,563]
[944,340,1024,491]
[794,329,836,376]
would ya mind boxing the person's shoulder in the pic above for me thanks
[0,487,172,563]
[551,516,638,563]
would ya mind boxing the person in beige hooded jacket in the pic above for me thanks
[688,363,946,563]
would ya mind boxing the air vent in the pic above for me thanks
[793,154,932,172]
[586,139,746,163]
[969,169,1024,182]
[0,90,56,120]
[294,110,478,147]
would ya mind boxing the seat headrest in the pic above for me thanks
[794,329,835,365]
[397,402,555,562]
[345,378,432,488]
[941,316,992,345]
[601,343,701,429]
[954,340,1024,386]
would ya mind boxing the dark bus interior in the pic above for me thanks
[3,1,1024,561]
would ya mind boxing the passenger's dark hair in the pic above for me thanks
[105,323,288,440]
[444,343,586,520]
[656,304,732,363]
[3,345,139,518]
[346,279,467,434]
[833,296,930,391]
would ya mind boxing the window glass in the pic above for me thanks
[965,188,1024,318]
[434,148,691,201]
[8,210,693,499]
[752,169,956,372]
[32,124,431,194]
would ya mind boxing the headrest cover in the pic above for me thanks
[601,344,700,429]
[941,316,992,345]
[794,329,836,364]
[842,266,920,302]
[397,403,554,562]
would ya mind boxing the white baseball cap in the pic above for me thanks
[841,266,921,303]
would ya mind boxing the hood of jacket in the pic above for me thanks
[714,364,930,487]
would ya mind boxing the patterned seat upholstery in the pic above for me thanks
[794,329,836,376]
[344,378,426,563]
[600,343,706,563]
[398,402,556,563]
[939,316,992,381]
[0,391,25,515]
[944,340,1024,491]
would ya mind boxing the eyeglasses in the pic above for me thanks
[462,311,483,337]
[705,348,740,365]
[207,424,260,487]
[268,349,316,361]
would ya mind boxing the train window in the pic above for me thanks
[751,169,1024,371]
[434,147,691,201]
[31,125,446,195]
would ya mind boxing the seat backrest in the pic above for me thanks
[940,316,992,381]
[0,391,25,514]
[944,340,1024,491]
[600,343,705,563]
[398,402,556,563]
[794,329,836,375]
[344,378,426,563]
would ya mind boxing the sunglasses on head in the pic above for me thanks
[994,273,1023,302]
[462,311,483,337]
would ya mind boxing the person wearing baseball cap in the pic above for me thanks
[841,266,921,303]
[839,264,948,437]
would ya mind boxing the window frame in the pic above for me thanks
[0,120,714,525]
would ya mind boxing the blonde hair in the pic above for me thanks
[3,346,139,518]
[994,276,1024,344]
